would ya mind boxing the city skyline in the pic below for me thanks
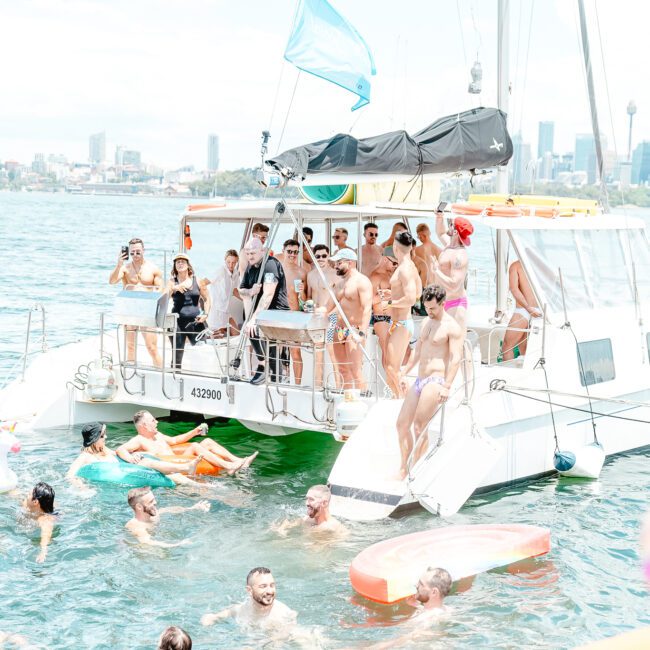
[1,1,649,171]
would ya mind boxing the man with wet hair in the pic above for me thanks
[361,222,382,277]
[201,567,297,630]
[109,237,164,367]
[396,284,463,480]
[157,626,192,650]
[23,482,56,563]
[415,567,452,609]
[126,486,210,548]
[382,231,419,397]
[274,484,346,536]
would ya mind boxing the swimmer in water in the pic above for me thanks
[274,485,347,537]
[364,567,452,649]
[157,626,192,650]
[201,567,296,630]
[22,482,56,564]
[67,422,203,489]
[125,487,210,548]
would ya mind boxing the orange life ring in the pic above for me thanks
[519,206,559,218]
[450,202,484,215]
[158,442,221,476]
[186,203,226,212]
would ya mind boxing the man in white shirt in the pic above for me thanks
[203,249,241,337]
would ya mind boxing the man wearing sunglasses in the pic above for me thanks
[332,227,355,254]
[360,222,382,277]
[307,245,338,387]
[109,237,163,367]
[280,239,308,385]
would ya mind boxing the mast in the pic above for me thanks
[577,0,610,212]
[495,0,510,321]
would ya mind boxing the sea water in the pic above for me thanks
[0,192,649,649]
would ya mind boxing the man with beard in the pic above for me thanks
[201,567,297,630]
[360,222,382,277]
[330,249,373,391]
[274,485,346,536]
[125,487,210,548]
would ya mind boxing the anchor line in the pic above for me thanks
[489,381,650,426]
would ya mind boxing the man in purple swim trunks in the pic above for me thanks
[395,284,464,480]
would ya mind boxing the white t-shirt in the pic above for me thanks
[208,264,240,329]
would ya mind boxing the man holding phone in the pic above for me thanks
[109,237,164,367]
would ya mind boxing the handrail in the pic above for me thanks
[21,304,48,382]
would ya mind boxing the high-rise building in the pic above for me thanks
[89,131,106,163]
[511,132,532,188]
[32,153,46,174]
[574,134,595,172]
[122,150,141,166]
[537,121,554,158]
[631,141,650,184]
[115,146,124,165]
[207,134,219,171]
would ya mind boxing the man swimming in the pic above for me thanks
[67,421,202,488]
[116,410,257,475]
[382,231,419,398]
[201,567,297,630]
[22,482,56,563]
[125,487,210,548]
[396,285,463,480]
[274,485,346,537]
[502,260,541,360]
[433,214,473,332]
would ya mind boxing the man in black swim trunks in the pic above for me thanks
[239,237,290,385]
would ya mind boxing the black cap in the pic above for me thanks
[82,422,104,447]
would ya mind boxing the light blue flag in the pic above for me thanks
[284,0,376,111]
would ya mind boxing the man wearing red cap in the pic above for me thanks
[433,212,473,332]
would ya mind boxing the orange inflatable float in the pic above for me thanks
[158,443,221,476]
[349,523,550,604]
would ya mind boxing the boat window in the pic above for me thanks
[576,338,615,386]
[182,221,247,281]
[513,229,591,312]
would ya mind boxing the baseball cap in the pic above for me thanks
[330,248,357,262]
[454,217,474,246]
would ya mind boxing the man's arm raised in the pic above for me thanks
[435,212,451,246]
[201,606,237,626]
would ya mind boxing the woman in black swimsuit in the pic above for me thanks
[167,253,211,369]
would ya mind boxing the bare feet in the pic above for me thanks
[226,458,247,476]
[188,455,203,477]
[242,451,259,469]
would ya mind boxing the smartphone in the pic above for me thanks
[121,245,129,260]
[436,201,448,213]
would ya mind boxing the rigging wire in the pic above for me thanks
[275,70,302,156]
[515,0,536,142]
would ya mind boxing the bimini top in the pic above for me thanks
[181,200,646,231]
[265,107,513,183]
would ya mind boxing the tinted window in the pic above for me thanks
[577,338,615,386]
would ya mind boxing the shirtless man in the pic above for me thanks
[116,410,257,475]
[281,238,308,385]
[307,244,338,387]
[23,482,56,563]
[330,249,373,391]
[414,223,442,283]
[360,222,382,277]
[274,485,346,537]
[201,567,297,631]
[382,232,419,398]
[370,251,397,366]
[125,486,210,548]
[333,227,355,253]
[109,237,163,367]
[433,214,473,332]
[502,260,541,361]
[396,285,463,479]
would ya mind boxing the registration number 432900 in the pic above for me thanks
[190,387,222,400]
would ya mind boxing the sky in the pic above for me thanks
[1,0,647,170]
